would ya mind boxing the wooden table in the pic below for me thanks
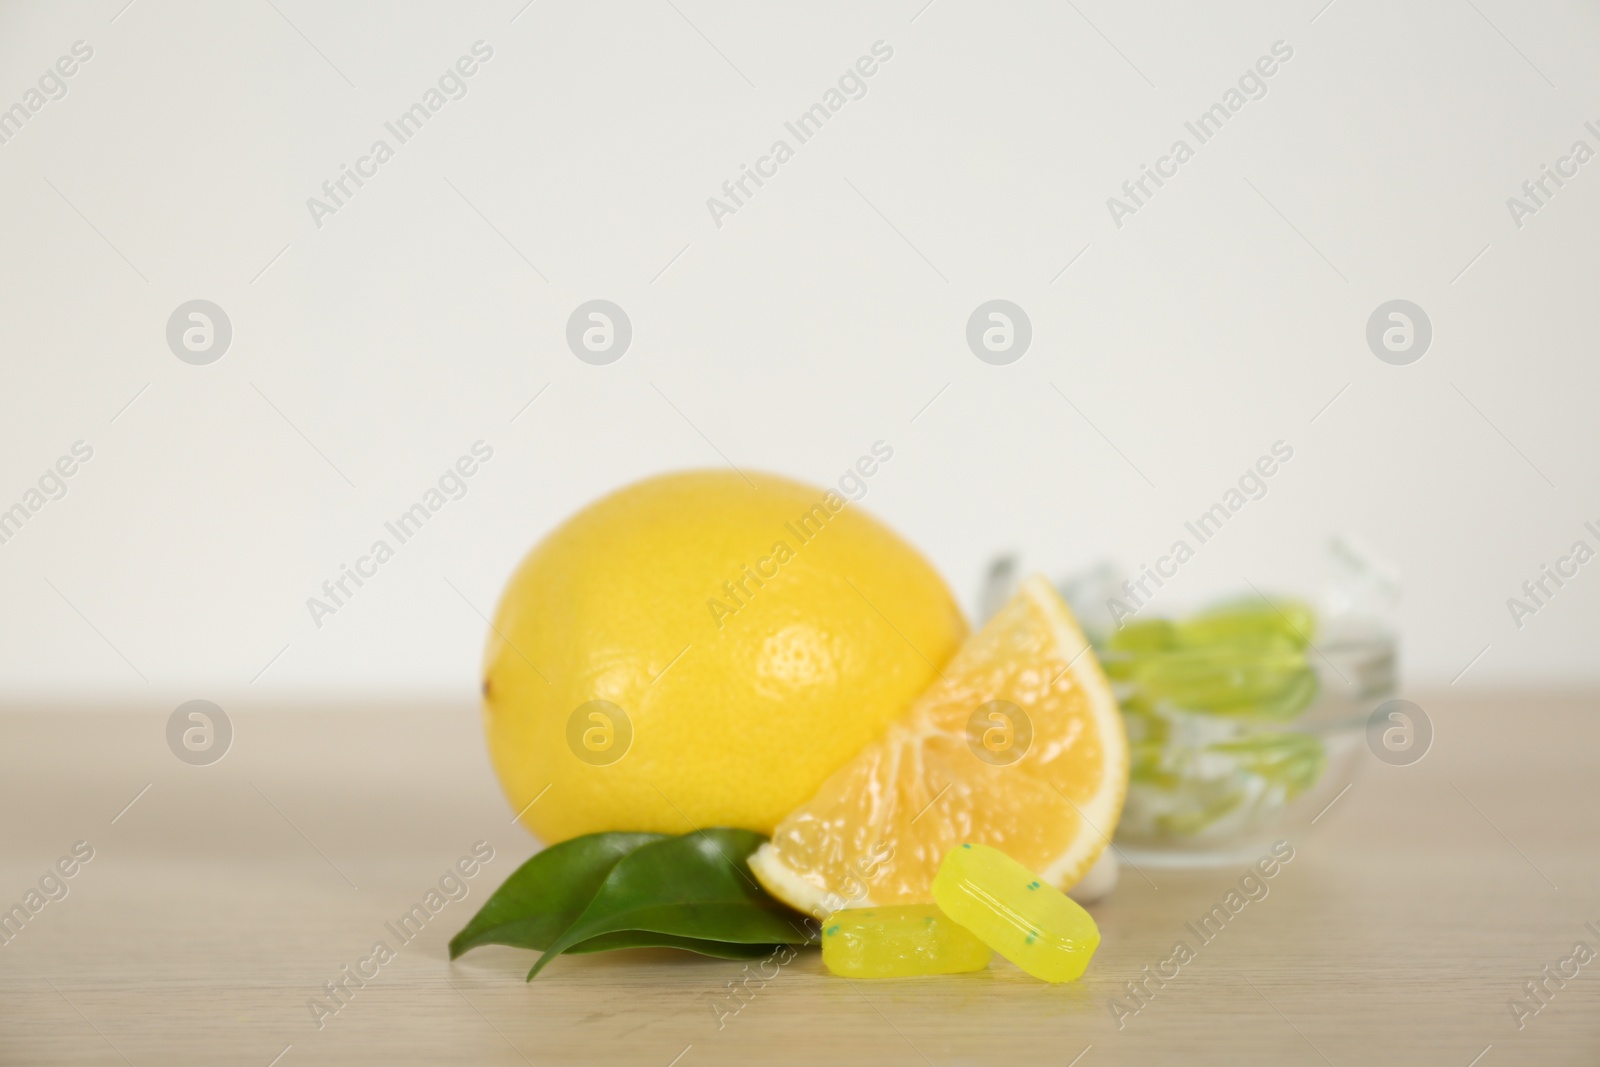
[3,692,1596,1065]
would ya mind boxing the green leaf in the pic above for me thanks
[566,931,779,960]
[450,828,814,979]
[449,831,664,959]
[526,828,813,979]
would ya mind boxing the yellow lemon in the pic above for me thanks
[483,468,968,843]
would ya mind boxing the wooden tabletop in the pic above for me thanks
[2,692,1596,1065]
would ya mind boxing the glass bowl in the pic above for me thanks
[980,545,1401,867]
[1110,621,1394,866]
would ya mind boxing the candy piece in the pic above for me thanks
[820,905,992,978]
[931,843,1100,983]
[1107,599,1315,655]
[1173,601,1315,649]
[1101,597,1321,721]
[1109,647,1317,717]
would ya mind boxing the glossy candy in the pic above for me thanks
[931,843,1100,983]
[1103,599,1320,721]
[1108,599,1315,655]
[820,905,991,978]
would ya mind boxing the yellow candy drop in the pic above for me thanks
[931,843,1101,983]
[820,905,992,978]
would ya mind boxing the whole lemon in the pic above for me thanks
[483,468,967,843]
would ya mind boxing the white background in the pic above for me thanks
[2,0,1597,707]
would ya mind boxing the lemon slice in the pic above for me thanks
[751,575,1128,914]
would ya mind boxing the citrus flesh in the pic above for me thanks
[750,575,1127,914]
[483,469,968,843]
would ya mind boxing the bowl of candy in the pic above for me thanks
[981,542,1397,867]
